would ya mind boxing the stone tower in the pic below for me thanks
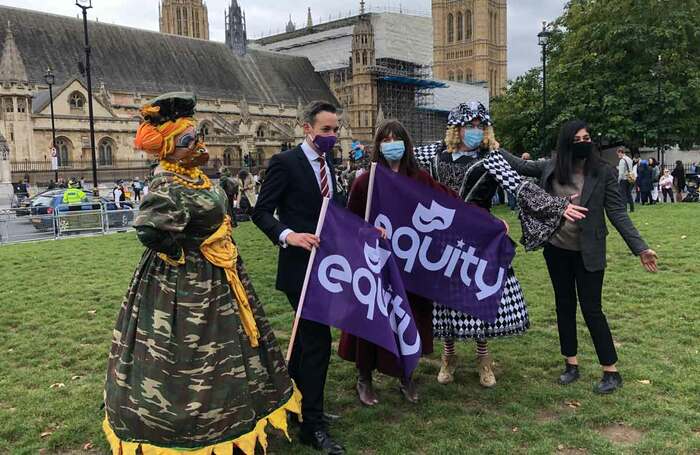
[0,22,33,174]
[348,13,377,143]
[159,0,209,40]
[225,0,247,56]
[432,0,507,97]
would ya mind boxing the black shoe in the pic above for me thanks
[558,363,580,385]
[300,429,345,454]
[594,371,623,394]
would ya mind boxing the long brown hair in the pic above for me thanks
[372,119,419,176]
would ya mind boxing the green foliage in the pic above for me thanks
[1,206,699,453]
[492,0,700,155]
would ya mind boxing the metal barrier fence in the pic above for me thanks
[0,204,138,245]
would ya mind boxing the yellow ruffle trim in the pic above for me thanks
[103,384,302,455]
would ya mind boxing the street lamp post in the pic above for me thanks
[76,0,99,194]
[44,68,58,182]
[537,21,552,156]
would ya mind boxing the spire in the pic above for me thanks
[360,0,366,15]
[0,22,28,83]
[306,7,313,28]
[225,0,247,56]
[286,14,296,33]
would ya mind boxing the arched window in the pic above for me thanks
[69,91,86,110]
[55,137,72,167]
[199,122,212,137]
[465,10,473,40]
[448,71,455,81]
[223,147,234,166]
[447,13,454,43]
[98,137,115,166]
[4,97,13,112]
[457,70,464,82]
[466,69,473,82]
[256,125,266,138]
[362,51,367,66]
[457,12,463,41]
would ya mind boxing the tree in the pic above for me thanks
[492,0,700,157]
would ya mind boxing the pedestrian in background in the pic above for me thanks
[672,160,686,202]
[636,160,654,205]
[659,169,674,203]
[616,148,635,212]
[132,177,143,202]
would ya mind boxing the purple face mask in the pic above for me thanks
[312,135,337,154]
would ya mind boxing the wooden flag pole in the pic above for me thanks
[364,162,377,222]
[285,196,331,363]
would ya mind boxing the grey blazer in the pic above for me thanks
[501,151,649,272]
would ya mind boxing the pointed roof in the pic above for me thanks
[0,21,28,82]
[306,7,313,28]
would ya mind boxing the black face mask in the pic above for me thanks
[572,141,593,159]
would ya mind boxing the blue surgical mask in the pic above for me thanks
[463,128,484,150]
[380,140,405,162]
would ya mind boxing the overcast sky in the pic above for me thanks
[1,0,567,80]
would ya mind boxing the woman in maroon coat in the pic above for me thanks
[338,119,459,405]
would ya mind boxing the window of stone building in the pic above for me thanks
[69,92,86,110]
[447,13,454,43]
[457,70,464,82]
[17,99,26,113]
[362,51,367,66]
[448,71,455,81]
[223,147,233,166]
[176,8,182,35]
[256,125,266,138]
[457,12,463,41]
[55,137,72,166]
[466,10,473,40]
[200,122,211,137]
[98,137,115,166]
[466,69,473,81]
[4,98,13,113]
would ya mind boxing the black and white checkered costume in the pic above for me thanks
[424,148,530,341]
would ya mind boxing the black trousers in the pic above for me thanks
[543,244,618,366]
[640,190,653,205]
[619,180,634,211]
[286,292,331,433]
[662,188,674,202]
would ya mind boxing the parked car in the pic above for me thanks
[29,189,134,232]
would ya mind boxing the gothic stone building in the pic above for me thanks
[159,0,209,40]
[0,5,346,184]
[254,2,495,144]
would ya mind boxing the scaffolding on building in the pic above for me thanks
[370,58,446,146]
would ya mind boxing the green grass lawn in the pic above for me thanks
[1,204,698,454]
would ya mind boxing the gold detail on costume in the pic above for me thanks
[157,250,185,267]
[200,215,259,348]
[159,160,212,190]
[140,104,161,118]
[103,383,303,455]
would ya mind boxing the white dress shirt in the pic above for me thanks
[278,140,333,247]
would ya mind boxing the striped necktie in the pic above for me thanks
[317,155,330,198]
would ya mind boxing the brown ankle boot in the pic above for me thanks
[478,355,496,388]
[437,353,457,384]
[356,370,378,406]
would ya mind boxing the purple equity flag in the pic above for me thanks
[367,164,515,323]
[300,201,422,378]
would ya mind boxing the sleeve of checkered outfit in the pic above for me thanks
[414,142,443,169]
[482,151,523,193]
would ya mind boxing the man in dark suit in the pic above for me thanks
[253,101,345,454]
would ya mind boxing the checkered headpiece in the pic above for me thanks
[447,101,492,127]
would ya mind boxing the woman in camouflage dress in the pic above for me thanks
[103,93,301,454]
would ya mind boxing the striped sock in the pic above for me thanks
[443,339,455,356]
[476,340,489,359]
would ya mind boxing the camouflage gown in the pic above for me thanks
[104,173,297,451]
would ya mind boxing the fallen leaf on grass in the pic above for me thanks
[681,235,687,240]
[7,348,13,353]
[565,400,582,408]
[637,379,651,385]
[512,427,519,432]
[40,431,53,438]
[87,310,97,315]
[49,383,65,389]
[83,442,94,450]
[71,375,82,380]
[557,444,565,450]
